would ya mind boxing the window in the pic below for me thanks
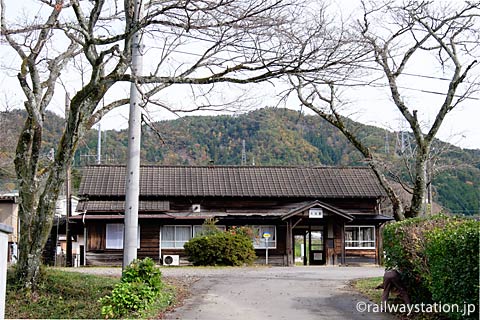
[193,225,226,237]
[345,226,375,249]
[105,223,140,249]
[251,225,276,249]
[106,224,123,249]
[161,226,192,249]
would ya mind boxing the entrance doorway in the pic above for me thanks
[293,227,325,265]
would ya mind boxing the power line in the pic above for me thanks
[145,31,479,101]
[153,29,479,85]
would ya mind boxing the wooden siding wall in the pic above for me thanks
[138,224,160,261]
[165,197,378,214]
[345,249,376,259]
[82,196,382,266]
[85,219,289,266]
[87,222,105,251]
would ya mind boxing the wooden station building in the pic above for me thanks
[72,165,393,266]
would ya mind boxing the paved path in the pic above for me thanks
[65,266,394,320]
[163,266,394,320]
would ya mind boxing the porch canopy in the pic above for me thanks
[280,200,356,266]
[282,200,354,222]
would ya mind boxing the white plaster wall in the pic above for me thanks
[0,224,13,319]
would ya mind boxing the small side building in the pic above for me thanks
[0,194,19,263]
[73,165,393,266]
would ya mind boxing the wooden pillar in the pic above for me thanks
[303,232,307,266]
[83,222,88,266]
[285,220,293,266]
[375,225,380,265]
[340,221,345,265]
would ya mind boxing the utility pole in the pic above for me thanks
[97,123,101,164]
[65,92,72,267]
[123,0,144,269]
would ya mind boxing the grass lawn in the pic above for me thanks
[351,276,384,304]
[6,268,176,319]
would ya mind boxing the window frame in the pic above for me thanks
[344,225,375,249]
[193,225,226,237]
[105,223,140,249]
[250,225,277,249]
[161,225,193,249]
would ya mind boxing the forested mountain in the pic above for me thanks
[1,108,478,215]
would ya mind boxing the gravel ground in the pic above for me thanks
[64,265,393,320]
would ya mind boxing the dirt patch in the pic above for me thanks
[157,275,200,319]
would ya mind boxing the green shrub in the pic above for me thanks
[425,220,480,320]
[383,214,479,318]
[100,281,156,318]
[184,230,256,266]
[121,257,163,293]
[195,217,224,237]
[100,258,169,319]
[383,215,453,303]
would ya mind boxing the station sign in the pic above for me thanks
[309,208,324,218]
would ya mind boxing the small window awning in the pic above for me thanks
[281,200,354,222]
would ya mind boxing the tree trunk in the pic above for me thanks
[296,94,407,221]
[408,147,429,218]
[370,165,406,221]
[327,115,406,221]
[14,115,43,290]
[13,110,81,290]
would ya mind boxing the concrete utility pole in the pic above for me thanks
[65,92,72,267]
[97,123,101,164]
[123,0,144,269]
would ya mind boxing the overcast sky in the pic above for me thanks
[1,0,479,150]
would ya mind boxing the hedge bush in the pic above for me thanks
[425,220,479,320]
[383,215,453,302]
[184,229,256,266]
[383,215,480,319]
[99,258,171,318]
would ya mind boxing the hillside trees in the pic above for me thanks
[0,0,356,290]
[291,0,479,219]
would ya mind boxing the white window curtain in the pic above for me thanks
[176,226,191,247]
[161,226,192,248]
[161,226,175,248]
[106,224,140,249]
[193,225,205,237]
[106,224,123,249]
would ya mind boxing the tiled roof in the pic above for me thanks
[0,195,17,203]
[79,165,386,199]
[76,200,169,212]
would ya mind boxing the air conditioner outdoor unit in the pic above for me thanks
[163,254,180,266]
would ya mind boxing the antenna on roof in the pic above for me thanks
[241,139,246,165]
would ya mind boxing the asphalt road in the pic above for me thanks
[162,266,395,320]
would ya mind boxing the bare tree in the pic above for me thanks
[359,0,479,217]
[0,0,341,289]
[292,0,479,219]
[292,80,407,220]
